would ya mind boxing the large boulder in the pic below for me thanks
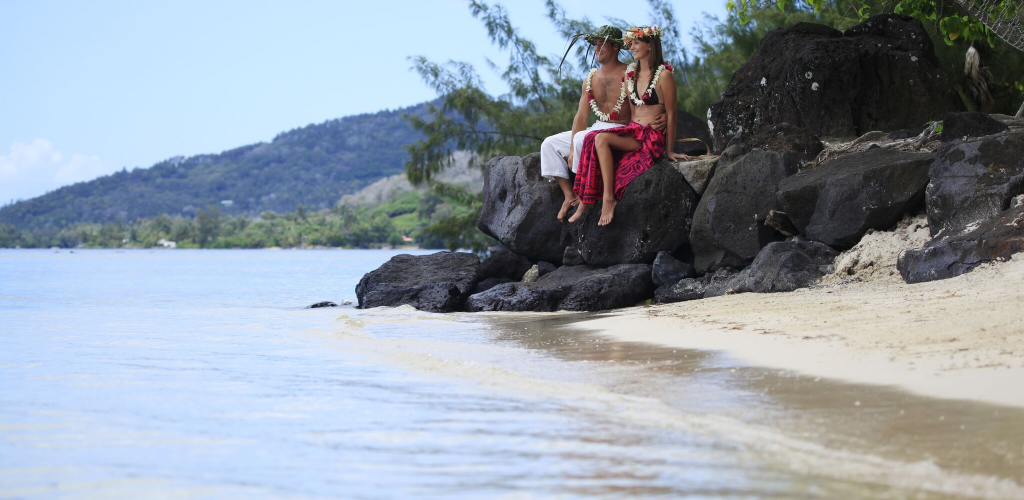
[566,161,699,266]
[926,131,1024,237]
[478,245,533,281]
[705,239,839,296]
[778,148,934,248]
[746,123,825,164]
[477,154,568,263]
[708,15,961,151]
[651,251,695,287]
[940,112,1008,142]
[356,252,481,312]
[898,204,1024,283]
[465,264,654,312]
[654,267,739,304]
[689,147,799,274]
[671,157,718,196]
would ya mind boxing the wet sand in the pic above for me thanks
[574,254,1024,408]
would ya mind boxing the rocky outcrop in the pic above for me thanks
[747,123,825,165]
[705,239,839,296]
[477,154,568,263]
[521,262,557,282]
[465,264,653,312]
[567,161,699,266]
[651,251,695,287]
[898,204,1024,283]
[474,277,513,294]
[479,245,533,281]
[941,112,1008,142]
[356,252,481,312]
[689,147,799,274]
[656,239,837,302]
[926,131,1024,237]
[654,267,739,304]
[708,15,960,151]
[671,157,717,196]
[778,148,933,247]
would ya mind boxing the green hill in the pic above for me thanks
[0,101,437,231]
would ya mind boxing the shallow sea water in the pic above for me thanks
[1,249,1022,499]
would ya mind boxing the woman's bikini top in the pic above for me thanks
[632,79,661,105]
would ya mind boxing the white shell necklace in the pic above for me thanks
[626,62,670,106]
[585,68,628,121]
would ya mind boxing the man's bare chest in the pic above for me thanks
[590,71,625,104]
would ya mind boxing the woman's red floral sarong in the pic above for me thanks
[572,121,665,205]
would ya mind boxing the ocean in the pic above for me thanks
[2,249,1022,499]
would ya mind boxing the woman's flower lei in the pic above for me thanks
[625,62,672,106]
[624,26,664,45]
[585,68,627,121]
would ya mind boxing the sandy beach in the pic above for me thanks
[575,216,1024,408]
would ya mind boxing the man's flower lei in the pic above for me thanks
[625,62,672,106]
[585,68,627,121]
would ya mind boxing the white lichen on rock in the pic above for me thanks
[812,82,819,91]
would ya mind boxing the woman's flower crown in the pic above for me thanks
[624,26,663,44]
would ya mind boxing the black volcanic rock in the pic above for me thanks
[567,161,699,266]
[778,148,933,247]
[689,148,799,274]
[465,264,653,312]
[926,131,1024,237]
[479,245,533,281]
[473,277,513,294]
[898,205,1024,283]
[940,112,1008,142]
[654,267,739,304]
[705,239,839,296]
[651,251,695,287]
[477,154,569,264]
[356,252,480,312]
[708,15,960,151]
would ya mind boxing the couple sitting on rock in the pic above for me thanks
[541,25,690,227]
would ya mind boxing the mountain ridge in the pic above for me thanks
[0,100,439,230]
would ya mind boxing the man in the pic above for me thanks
[540,26,664,221]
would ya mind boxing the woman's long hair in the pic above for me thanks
[632,34,665,85]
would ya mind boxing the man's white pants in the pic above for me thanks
[540,121,625,180]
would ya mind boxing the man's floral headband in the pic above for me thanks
[624,26,663,44]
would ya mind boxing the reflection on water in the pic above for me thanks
[480,314,1024,489]
[1,249,1021,499]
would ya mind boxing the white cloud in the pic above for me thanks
[0,139,110,204]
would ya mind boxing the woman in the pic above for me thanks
[569,26,690,226]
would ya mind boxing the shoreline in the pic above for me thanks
[570,255,1024,408]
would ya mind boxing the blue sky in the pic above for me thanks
[0,0,726,204]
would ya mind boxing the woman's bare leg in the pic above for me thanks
[594,133,641,226]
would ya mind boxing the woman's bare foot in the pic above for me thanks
[598,197,617,226]
[556,196,578,222]
[568,202,591,223]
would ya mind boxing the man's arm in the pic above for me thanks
[567,79,590,169]
[661,71,690,161]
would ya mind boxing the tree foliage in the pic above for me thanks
[0,190,458,250]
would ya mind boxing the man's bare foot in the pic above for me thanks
[556,196,577,222]
[598,198,617,226]
[568,202,591,223]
